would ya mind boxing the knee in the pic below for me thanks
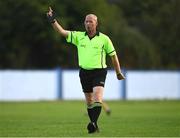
[86,98,94,106]
[94,98,102,103]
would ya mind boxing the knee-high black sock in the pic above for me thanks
[93,102,102,123]
[87,102,102,123]
[87,104,94,122]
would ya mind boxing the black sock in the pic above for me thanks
[87,102,102,123]
[93,102,102,123]
[87,105,94,122]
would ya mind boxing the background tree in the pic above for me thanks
[114,0,180,69]
[0,0,179,69]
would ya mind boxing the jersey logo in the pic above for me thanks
[93,46,99,49]
[80,37,85,40]
[80,44,86,48]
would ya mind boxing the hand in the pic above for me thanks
[47,7,53,16]
[47,7,56,23]
[116,72,125,80]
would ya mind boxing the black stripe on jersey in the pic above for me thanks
[108,50,115,55]
[71,32,72,43]
[101,45,105,68]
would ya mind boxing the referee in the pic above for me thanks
[47,7,125,134]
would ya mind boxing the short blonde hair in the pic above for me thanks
[85,14,98,23]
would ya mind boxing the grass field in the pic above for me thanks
[0,100,180,137]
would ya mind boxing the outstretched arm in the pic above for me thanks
[47,7,69,38]
[110,54,125,80]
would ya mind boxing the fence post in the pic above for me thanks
[121,69,126,100]
[56,67,62,99]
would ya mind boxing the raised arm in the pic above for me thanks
[47,7,69,38]
[110,54,125,80]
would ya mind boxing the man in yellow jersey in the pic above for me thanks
[47,7,125,133]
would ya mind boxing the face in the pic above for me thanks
[84,15,98,32]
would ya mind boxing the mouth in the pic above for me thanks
[87,26,92,30]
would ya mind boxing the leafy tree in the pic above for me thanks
[0,0,178,69]
[114,0,180,69]
[0,0,56,68]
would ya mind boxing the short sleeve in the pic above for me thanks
[104,36,116,56]
[66,31,78,46]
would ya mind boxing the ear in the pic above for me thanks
[96,21,98,26]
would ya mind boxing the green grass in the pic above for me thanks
[0,100,180,137]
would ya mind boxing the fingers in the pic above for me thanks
[47,6,53,17]
[118,76,125,80]
[117,72,125,80]
[49,6,53,12]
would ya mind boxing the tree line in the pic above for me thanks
[0,0,179,69]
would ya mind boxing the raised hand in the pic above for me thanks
[47,7,56,23]
[47,7,53,16]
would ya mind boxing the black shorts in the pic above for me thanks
[79,68,107,93]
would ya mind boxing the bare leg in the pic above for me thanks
[84,92,94,106]
[84,86,104,133]
[102,102,111,115]
[93,86,104,103]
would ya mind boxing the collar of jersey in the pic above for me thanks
[85,31,100,38]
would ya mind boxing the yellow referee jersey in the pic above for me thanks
[66,31,116,70]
